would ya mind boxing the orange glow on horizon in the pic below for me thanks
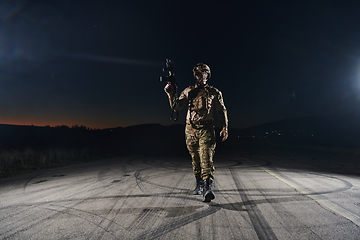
[0,119,134,129]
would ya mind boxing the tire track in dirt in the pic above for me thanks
[261,166,360,227]
[126,157,219,239]
[208,159,251,239]
[133,158,190,192]
[2,186,125,238]
[127,162,190,234]
[90,156,189,238]
[243,168,323,239]
[50,157,148,239]
[2,157,142,239]
[230,168,278,240]
[264,167,353,196]
[88,157,151,239]
[133,205,220,240]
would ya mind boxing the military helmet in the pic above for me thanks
[193,63,211,80]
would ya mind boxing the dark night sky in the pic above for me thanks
[1,0,360,129]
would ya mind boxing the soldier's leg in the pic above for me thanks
[199,127,216,180]
[199,127,216,202]
[186,124,204,195]
[185,124,201,176]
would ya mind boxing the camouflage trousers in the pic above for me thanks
[185,121,216,180]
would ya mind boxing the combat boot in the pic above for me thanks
[193,175,204,195]
[202,177,215,202]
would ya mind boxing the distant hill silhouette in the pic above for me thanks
[0,111,359,156]
[0,123,188,156]
[242,111,360,147]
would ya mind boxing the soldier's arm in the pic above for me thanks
[214,90,228,141]
[176,88,189,111]
[164,84,188,111]
[164,84,175,109]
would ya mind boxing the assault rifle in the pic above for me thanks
[160,59,179,121]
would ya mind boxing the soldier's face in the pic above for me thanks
[194,70,208,83]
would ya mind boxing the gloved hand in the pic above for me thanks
[164,83,174,95]
[220,127,228,142]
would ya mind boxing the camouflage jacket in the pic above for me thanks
[168,84,228,129]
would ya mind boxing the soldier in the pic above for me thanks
[164,63,228,202]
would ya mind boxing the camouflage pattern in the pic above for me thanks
[176,85,228,130]
[165,64,228,181]
[185,121,216,179]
